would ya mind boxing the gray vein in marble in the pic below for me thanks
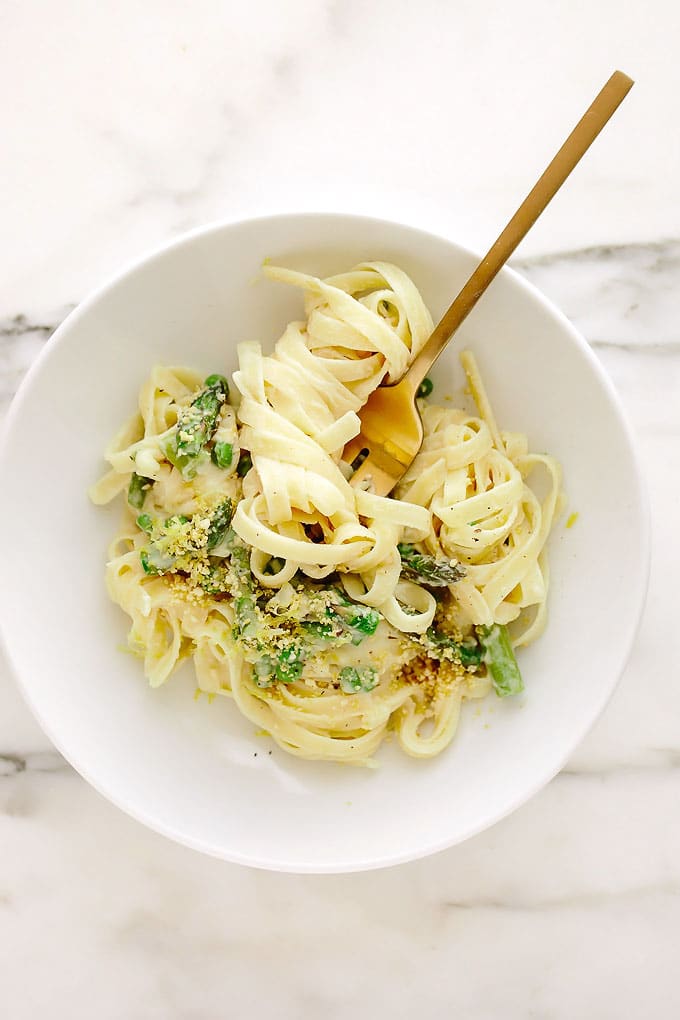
[0,311,66,419]
[1,238,676,355]
[443,882,680,913]
[558,746,680,777]
[0,316,55,338]
[0,751,66,778]
[592,339,680,353]
[519,237,680,271]
[0,746,677,782]
[515,238,680,345]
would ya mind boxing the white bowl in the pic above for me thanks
[0,213,649,872]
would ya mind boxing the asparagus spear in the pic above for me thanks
[339,665,379,694]
[162,375,229,479]
[222,531,262,642]
[205,499,234,550]
[424,627,483,668]
[138,501,232,576]
[478,623,524,697]
[320,590,381,645]
[136,513,153,535]
[301,620,338,641]
[234,596,259,638]
[252,645,305,687]
[140,547,176,575]
[176,375,228,458]
[199,563,230,595]
[334,600,380,643]
[253,655,276,688]
[274,644,305,683]
[139,514,189,574]
[345,604,380,636]
[221,529,252,586]
[127,472,154,510]
[397,544,465,586]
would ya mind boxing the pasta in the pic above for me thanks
[90,262,561,766]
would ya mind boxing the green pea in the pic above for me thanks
[211,441,233,469]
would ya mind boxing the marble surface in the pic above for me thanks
[1,2,679,1017]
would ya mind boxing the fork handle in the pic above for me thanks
[403,70,634,389]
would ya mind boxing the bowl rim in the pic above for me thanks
[0,211,651,872]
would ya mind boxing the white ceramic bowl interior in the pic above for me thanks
[0,214,649,872]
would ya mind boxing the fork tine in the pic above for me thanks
[346,438,409,496]
[342,433,369,468]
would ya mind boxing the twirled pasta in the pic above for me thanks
[90,262,561,765]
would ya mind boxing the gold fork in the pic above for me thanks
[345,70,634,497]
